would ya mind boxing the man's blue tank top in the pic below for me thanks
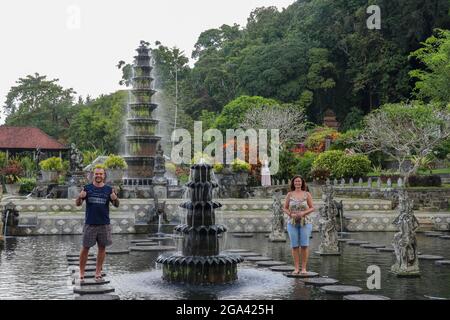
[84,184,112,225]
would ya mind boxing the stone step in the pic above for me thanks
[74,286,115,295]
[75,294,120,300]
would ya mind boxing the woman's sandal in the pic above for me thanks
[291,270,300,275]
[79,276,85,284]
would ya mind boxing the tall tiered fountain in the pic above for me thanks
[124,43,162,181]
[156,163,243,284]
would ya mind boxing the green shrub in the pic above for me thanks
[39,157,64,171]
[293,152,317,181]
[1,160,24,184]
[312,150,345,178]
[82,150,105,166]
[0,152,7,168]
[305,127,340,152]
[408,175,442,187]
[57,175,66,185]
[104,155,128,169]
[330,129,360,151]
[18,177,36,194]
[191,152,213,165]
[213,163,224,173]
[20,156,37,177]
[165,162,176,174]
[231,159,251,172]
[334,154,372,179]
[311,168,331,182]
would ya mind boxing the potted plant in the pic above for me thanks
[1,160,23,195]
[39,157,63,182]
[231,159,251,185]
[104,155,128,183]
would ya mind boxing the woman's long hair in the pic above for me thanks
[289,175,307,192]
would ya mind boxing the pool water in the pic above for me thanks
[0,232,449,300]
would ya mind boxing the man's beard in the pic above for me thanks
[95,177,103,183]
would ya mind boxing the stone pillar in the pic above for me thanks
[368,177,373,188]
[377,177,382,188]
[152,144,168,199]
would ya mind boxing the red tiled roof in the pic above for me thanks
[0,126,67,150]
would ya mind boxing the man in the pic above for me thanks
[75,167,119,282]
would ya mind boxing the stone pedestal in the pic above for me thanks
[68,186,81,199]
[153,183,167,199]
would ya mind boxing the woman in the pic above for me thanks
[283,175,315,275]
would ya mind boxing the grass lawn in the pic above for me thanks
[368,168,450,176]
[418,168,450,175]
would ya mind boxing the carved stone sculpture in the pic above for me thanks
[391,190,420,277]
[317,182,340,255]
[269,191,286,242]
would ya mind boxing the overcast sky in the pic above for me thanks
[0,0,295,124]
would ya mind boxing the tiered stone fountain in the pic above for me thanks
[123,42,167,198]
[156,163,243,284]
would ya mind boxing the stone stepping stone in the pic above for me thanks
[264,234,269,238]
[66,253,95,258]
[75,294,120,300]
[424,295,448,300]
[129,246,176,252]
[424,232,443,237]
[224,249,252,253]
[269,265,295,272]
[285,271,319,278]
[245,256,273,262]
[435,260,450,265]
[238,252,262,257]
[343,294,390,300]
[360,244,386,249]
[440,236,450,240]
[320,285,363,294]
[302,277,339,286]
[71,266,97,273]
[131,240,156,244]
[256,260,287,267]
[232,233,254,238]
[376,247,395,252]
[147,237,173,241]
[106,249,130,254]
[418,255,444,260]
[74,286,115,295]
[338,238,354,242]
[72,278,111,286]
[73,272,106,279]
[347,241,369,246]
[67,257,96,262]
[134,242,158,247]
[68,261,96,266]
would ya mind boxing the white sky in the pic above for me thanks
[0,0,295,124]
